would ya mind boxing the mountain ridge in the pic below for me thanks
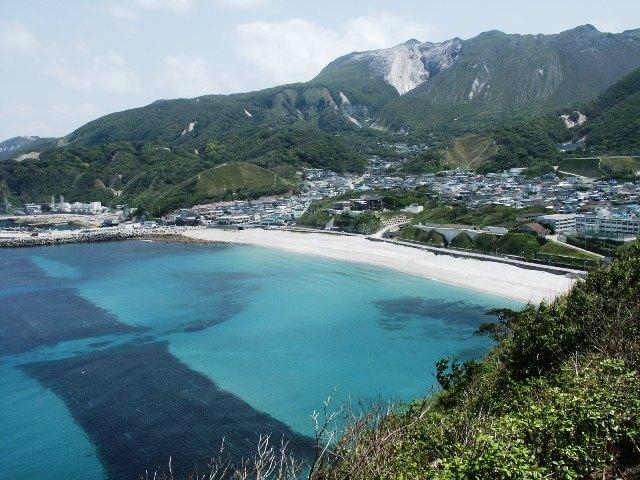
[316,24,640,107]
[1,24,640,213]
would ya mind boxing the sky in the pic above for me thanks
[1,0,639,140]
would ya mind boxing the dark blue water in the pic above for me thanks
[0,241,519,479]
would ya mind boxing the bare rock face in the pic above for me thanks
[335,39,463,95]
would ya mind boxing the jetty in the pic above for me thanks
[0,226,196,248]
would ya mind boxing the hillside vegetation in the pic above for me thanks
[556,156,640,179]
[444,135,497,169]
[195,163,293,198]
[310,242,640,479]
[584,68,640,154]
[0,140,298,214]
[1,28,640,209]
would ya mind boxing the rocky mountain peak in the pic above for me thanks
[345,38,463,95]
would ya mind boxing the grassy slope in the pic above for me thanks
[196,163,293,197]
[556,156,640,178]
[601,156,640,176]
[556,157,602,177]
[539,241,600,260]
[444,135,497,169]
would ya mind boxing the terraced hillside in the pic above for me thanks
[557,156,640,178]
[444,135,498,169]
[196,163,295,198]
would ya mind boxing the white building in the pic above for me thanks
[402,203,424,214]
[24,203,42,215]
[575,213,640,240]
[50,199,103,214]
[537,214,578,236]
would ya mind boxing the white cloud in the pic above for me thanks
[158,54,215,97]
[49,50,141,94]
[341,13,433,49]
[0,19,40,53]
[47,103,101,119]
[106,4,139,20]
[235,14,434,84]
[1,103,37,118]
[134,0,194,11]
[156,54,240,97]
[0,103,102,137]
[216,0,268,7]
[105,0,194,19]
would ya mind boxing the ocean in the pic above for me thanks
[0,240,519,479]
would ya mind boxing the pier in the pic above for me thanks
[0,226,196,248]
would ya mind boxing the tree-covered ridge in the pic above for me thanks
[582,67,640,154]
[413,66,640,175]
[0,141,301,214]
[312,242,640,480]
[2,26,640,210]
[0,118,367,214]
[0,136,57,161]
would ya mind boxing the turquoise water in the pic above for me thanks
[0,240,520,479]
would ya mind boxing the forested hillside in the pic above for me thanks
[583,68,640,154]
[1,25,639,212]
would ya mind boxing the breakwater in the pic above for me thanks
[0,227,200,248]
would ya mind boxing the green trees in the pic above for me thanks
[496,232,541,259]
[449,232,474,249]
[399,226,447,246]
[333,212,381,235]
[474,233,498,252]
[584,68,640,154]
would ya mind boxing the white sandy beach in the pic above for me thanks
[183,229,574,304]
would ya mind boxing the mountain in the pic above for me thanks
[317,25,640,108]
[314,25,640,134]
[385,65,640,176]
[1,25,639,213]
[63,25,640,147]
[0,136,56,161]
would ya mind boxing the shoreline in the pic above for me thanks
[0,226,192,248]
[181,228,575,304]
[0,225,575,303]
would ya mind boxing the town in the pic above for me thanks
[174,155,640,243]
[2,153,639,263]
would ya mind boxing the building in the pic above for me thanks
[537,214,578,236]
[402,203,424,214]
[24,203,42,215]
[352,195,384,211]
[575,213,640,240]
[518,222,551,237]
[50,198,104,214]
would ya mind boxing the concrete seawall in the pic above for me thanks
[0,227,202,248]
[0,230,143,248]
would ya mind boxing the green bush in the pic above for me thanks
[496,232,541,259]
[449,232,474,249]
